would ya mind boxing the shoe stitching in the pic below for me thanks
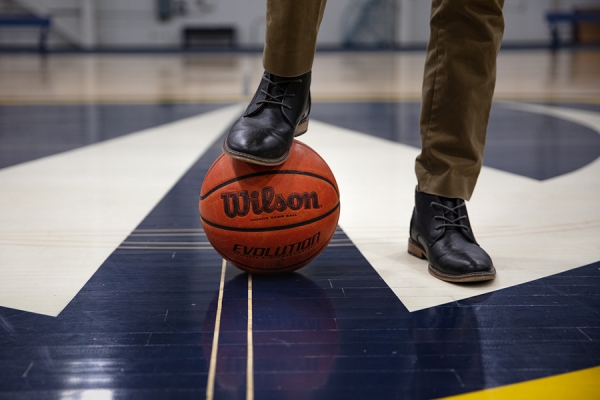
[429,265,496,278]
[223,142,289,165]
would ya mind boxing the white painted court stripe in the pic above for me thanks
[247,274,255,400]
[206,259,227,400]
[302,104,600,312]
[0,104,244,316]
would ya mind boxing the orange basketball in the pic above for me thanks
[199,140,340,274]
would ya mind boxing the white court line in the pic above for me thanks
[0,104,244,316]
[206,259,227,400]
[247,273,255,400]
[302,103,600,311]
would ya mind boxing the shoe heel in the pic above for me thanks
[408,238,427,260]
[294,119,309,137]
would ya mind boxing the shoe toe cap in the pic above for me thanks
[225,118,289,159]
[436,247,493,275]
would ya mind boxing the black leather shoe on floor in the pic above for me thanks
[223,70,311,166]
[408,190,496,283]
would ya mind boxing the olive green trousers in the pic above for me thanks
[264,0,505,200]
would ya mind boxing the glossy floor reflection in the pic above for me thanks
[0,50,599,400]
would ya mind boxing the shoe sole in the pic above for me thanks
[408,238,496,283]
[222,119,309,166]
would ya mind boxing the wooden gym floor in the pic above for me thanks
[0,49,599,399]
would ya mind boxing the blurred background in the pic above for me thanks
[0,0,599,51]
[0,1,599,106]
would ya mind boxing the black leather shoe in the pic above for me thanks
[408,190,496,283]
[223,70,311,166]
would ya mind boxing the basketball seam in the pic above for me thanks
[204,153,225,177]
[200,170,339,200]
[201,202,340,232]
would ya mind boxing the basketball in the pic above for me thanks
[199,140,340,274]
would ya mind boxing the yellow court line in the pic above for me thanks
[440,366,600,400]
[247,273,255,400]
[205,259,227,400]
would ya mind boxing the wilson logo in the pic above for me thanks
[221,186,320,218]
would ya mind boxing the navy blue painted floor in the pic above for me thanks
[0,101,599,399]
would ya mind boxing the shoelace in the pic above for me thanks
[256,75,302,110]
[431,201,470,231]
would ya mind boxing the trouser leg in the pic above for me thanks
[416,0,505,201]
[263,0,328,77]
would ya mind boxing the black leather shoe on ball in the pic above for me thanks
[223,70,311,166]
[408,190,496,283]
